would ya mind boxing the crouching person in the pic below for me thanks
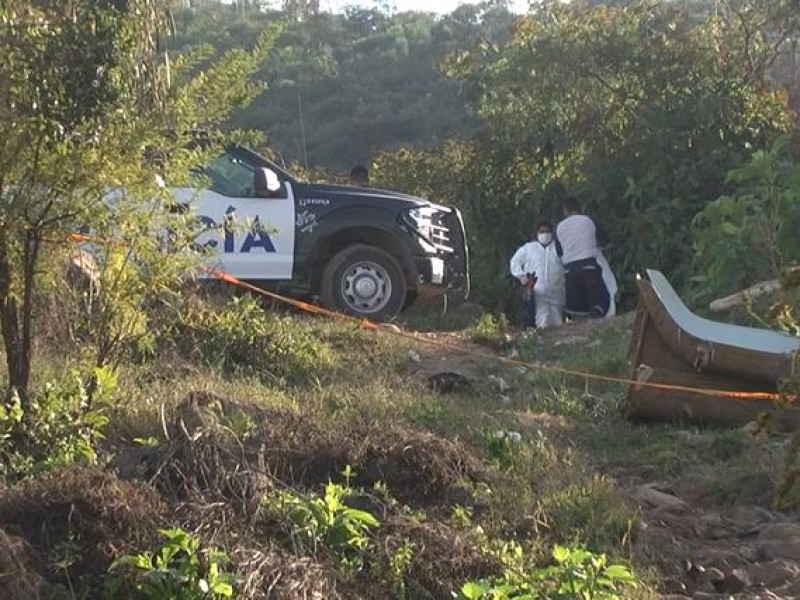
[556,196,610,319]
[509,220,565,328]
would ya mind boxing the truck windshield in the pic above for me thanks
[204,153,256,197]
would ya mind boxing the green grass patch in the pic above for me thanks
[8,295,785,599]
[469,313,512,350]
[538,476,639,554]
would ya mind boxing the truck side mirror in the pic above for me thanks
[254,167,282,197]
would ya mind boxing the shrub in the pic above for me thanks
[484,429,523,471]
[470,313,511,349]
[175,295,334,384]
[693,135,800,300]
[108,528,239,599]
[456,544,637,600]
[0,366,116,479]
[267,467,379,571]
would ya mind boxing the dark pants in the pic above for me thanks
[522,286,536,328]
[564,258,610,318]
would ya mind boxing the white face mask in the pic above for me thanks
[537,232,553,246]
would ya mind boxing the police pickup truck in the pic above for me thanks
[172,145,469,321]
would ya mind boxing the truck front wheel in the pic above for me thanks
[321,245,407,322]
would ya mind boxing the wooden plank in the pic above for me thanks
[626,365,800,431]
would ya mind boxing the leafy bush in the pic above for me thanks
[176,295,334,384]
[388,538,416,596]
[0,366,116,479]
[457,544,636,600]
[693,135,800,300]
[470,313,511,349]
[268,468,379,570]
[108,528,238,599]
[484,429,523,471]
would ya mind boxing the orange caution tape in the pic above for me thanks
[65,232,795,404]
[198,267,380,331]
[200,267,795,405]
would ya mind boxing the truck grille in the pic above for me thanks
[440,207,470,298]
[430,212,454,253]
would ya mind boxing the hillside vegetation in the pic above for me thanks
[169,1,512,170]
[170,0,800,311]
[2,1,800,599]
[2,294,798,599]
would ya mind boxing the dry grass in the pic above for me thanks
[2,302,793,598]
[0,528,53,600]
[0,467,168,592]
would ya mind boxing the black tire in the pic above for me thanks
[321,245,407,322]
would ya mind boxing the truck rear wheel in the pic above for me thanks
[321,245,407,322]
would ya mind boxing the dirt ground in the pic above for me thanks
[0,391,497,599]
[402,312,800,600]
[627,470,800,599]
[402,311,636,401]
[2,310,798,599]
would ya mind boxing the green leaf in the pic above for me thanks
[720,221,739,235]
[459,581,489,599]
[604,564,636,584]
[551,545,570,563]
[210,581,234,596]
[341,508,379,527]
[133,436,159,447]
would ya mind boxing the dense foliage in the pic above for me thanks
[693,135,800,299]
[377,1,798,308]
[170,0,513,169]
[162,0,800,311]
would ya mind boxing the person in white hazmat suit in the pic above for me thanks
[509,221,565,328]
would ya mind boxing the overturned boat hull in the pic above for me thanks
[626,270,800,430]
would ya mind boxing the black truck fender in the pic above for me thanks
[293,207,417,296]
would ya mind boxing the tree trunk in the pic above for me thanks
[0,226,28,404]
[20,229,40,392]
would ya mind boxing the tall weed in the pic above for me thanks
[108,527,239,599]
[0,366,117,479]
[456,543,637,600]
[174,295,334,384]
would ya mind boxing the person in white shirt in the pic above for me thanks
[509,220,565,328]
[555,196,611,319]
